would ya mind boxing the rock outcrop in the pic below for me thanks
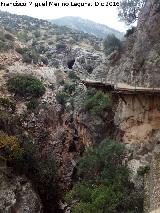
[91,0,160,87]
[0,165,42,212]
[144,145,160,213]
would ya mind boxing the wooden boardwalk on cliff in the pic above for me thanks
[81,79,160,95]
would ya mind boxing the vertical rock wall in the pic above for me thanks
[144,146,160,213]
[114,94,160,144]
[114,93,160,211]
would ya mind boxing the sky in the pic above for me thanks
[0,0,128,32]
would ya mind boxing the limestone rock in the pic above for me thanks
[0,167,42,212]
[91,0,160,87]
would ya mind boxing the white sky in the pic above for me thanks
[0,0,128,32]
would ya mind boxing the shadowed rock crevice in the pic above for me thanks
[67,59,75,69]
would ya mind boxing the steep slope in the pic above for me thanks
[0,11,104,77]
[90,0,160,88]
[82,0,160,212]
[0,10,109,212]
[49,16,123,39]
[0,166,42,212]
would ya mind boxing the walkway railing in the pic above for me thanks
[82,76,160,94]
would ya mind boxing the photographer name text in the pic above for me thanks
[0,1,119,7]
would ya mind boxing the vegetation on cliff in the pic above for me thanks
[118,0,146,25]
[7,74,45,98]
[0,117,61,212]
[66,139,143,213]
[84,89,111,116]
[0,97,16,112]
[0,134,22,160]
[103,33,122,55]
[1,71,61,211]
[56,91,69,107]
[11,135,61,213]
[0,28,14,52]
[26,98,39,111]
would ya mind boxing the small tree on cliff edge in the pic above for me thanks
[103,34,122,56]
[118,0,146,25]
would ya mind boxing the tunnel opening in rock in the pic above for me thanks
[67,59,75,69]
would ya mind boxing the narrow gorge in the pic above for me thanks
[0,0,160,212]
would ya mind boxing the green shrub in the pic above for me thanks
[34,30,41,38]
[103,34,122,56]
[48,41,54,45]
[22,53,32,64]
[66,139,143,213]
[0,111,21,135]
[59,80,65,86]
[4,27,15,34]
[84,90,111,116]
[0,134,22,160]
[4,33,14,41]
[0,97,16,112]
[7,74,45,98]
[29,50,39,64]
[26,99,39,111]
[137,165,150,176]
[77,139,126,183]
[0,40,8,52]
[56,91,69,106]
[16,47,36,63]
[16,47,29,55]
[124,27,136,37]
[64,83,76,94]
[0,30,4,38]
[68,71,80,80]
[17,31,29,42]
[22,50,40,64]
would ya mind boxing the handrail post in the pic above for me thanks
[134,76,137,92]
[114,72,116,89]
[115,72,118,90]
[152,71,155,93]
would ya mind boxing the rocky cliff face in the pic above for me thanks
[113,92,160,181]
[107,1,160,210]
[87,1,160,211]
[115,94,160,145]
[0,11,109,211]
[0,164,42,212]
[90,0,160,88]
[144,145,160,213]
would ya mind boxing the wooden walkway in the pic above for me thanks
[81,79,160,95]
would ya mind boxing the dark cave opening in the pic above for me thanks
[67,59,75,69]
